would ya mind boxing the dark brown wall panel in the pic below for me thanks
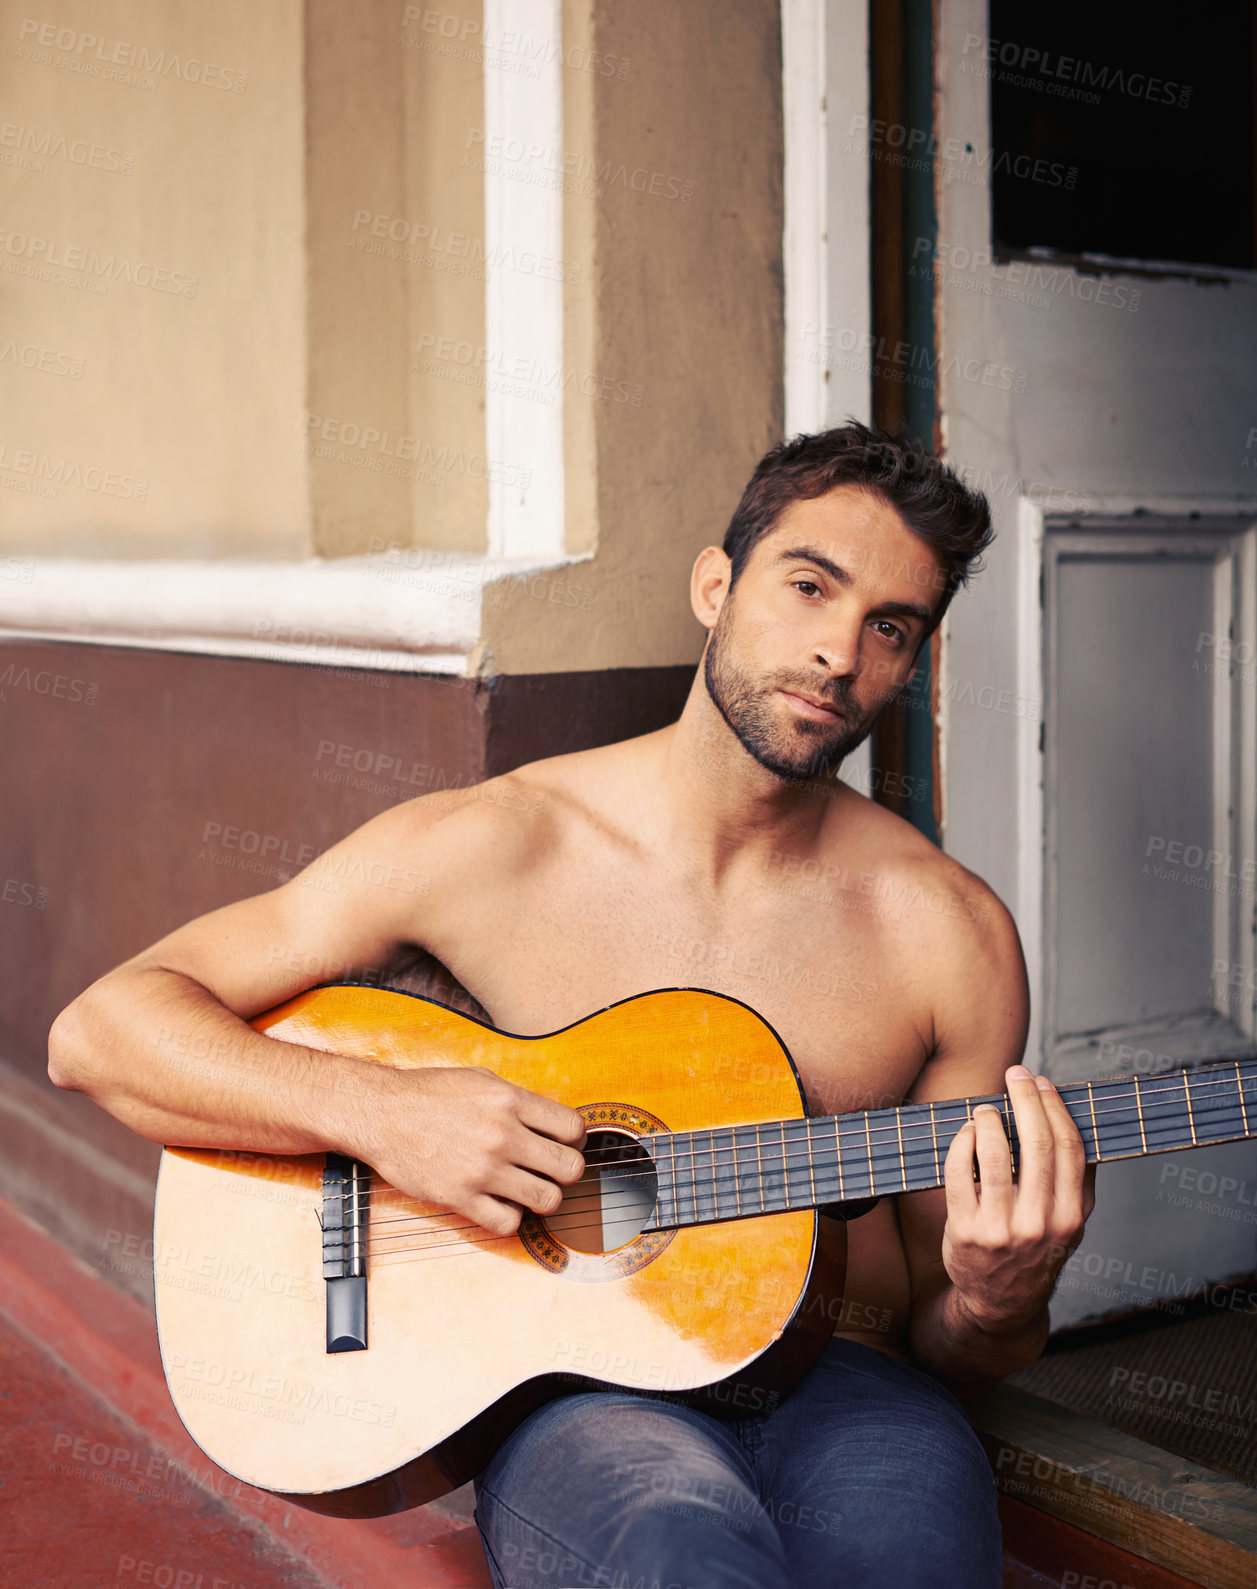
[0,639,693,1292]
[0,640,487,1083]
[484,666,694,776]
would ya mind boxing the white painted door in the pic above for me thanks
[932,1,1257,1316]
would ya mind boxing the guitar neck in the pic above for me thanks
[647,1058,1257,1231]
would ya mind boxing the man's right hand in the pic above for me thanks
[48,790,584,1239]
[356,1065,587,1236]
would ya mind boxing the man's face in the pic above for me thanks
[700,486,944,783]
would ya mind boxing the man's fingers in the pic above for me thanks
[1033,1072,1089,1233]
[517,1087,587,1148]
[467,1194,523,1238]
[972,1103,1015,1216]
[490,1165,569,1218]
[943,1119,981,1218]
[513,1127,587,1186]
[1006,1066,1055,1213]
[1035,1072,1088,1165]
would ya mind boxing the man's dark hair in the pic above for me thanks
[721,420,994,633]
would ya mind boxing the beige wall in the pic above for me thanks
[0,0,308,556]
[482,0,784,672]
[305,0,487,556]
[1,0,784,670]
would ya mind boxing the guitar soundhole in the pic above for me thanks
[545,1130,657,1255]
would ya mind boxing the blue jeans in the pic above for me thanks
[473,1336,1002,1589]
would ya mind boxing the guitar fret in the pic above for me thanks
[841,1115,871,1200]
[864,1111,875,1196]
[731,1126,743,1218]
[1239,1061,1252,1138]
[896,1104,921,1194]
[1087,1082,1100,1161]
[747,1123,763,1213]
[1200,1064,1248,1143]
[806,1119,817,1207]
[929,1101,941,1184]
[708,1129,720,1223]
[652,1135,674,1228]
[1140,1070,1190,1153]
[835,1116,846,1201]
[772,1121,791,1211]
[961,1096,983,1182]
[682,1131,697,1224]
[814,1115,842,1204]
[1184,1072,1198,1145]
[1134,1076,1148,1155]
[1242,1067,1257,1138]
[1090,1079,1143,1159]
[781,1119,800,1207]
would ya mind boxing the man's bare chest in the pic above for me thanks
[420,861,932,1120]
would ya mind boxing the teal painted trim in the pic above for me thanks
[898,0,938,845]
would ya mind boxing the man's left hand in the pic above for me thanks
[940,1065,1096,1334]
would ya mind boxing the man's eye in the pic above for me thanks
[874,620,905,643]
[792,580,821,597]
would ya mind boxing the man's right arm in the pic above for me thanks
[47,795,586,1235]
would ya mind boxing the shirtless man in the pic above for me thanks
[49,423,1095,1589]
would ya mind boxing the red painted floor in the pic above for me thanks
[0,1314,324,1589]
[0,1199,492,1589]
[8,1195,1195,1589]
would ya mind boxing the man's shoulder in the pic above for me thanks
[384,729,660,868]
[493,731,654,804]
[830,797,1027,1086]
[826,790,1018,958]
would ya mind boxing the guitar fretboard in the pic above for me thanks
[643,1058,1257,1231]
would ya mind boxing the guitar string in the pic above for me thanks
[335,1094,1252,1237]
[359,1119,1257,1270]
[328,1066,1250,1203]
[318,1073,1251,1223]
[345,1097,1245,1237]
[349,1125,1252,1271]
[353,1076,1248,1223]
[335,1095,1252,1258]
[324,1061,1245,1220]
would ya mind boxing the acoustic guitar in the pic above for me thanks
[153,982,1257,1518]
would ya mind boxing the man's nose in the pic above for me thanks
[812,615,863,677]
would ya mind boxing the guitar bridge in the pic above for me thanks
[322,1153,369,1353]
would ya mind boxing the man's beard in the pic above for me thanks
[702,601,879,783]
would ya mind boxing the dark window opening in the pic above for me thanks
[987,0,1256,273]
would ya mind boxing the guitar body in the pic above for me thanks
[154,985,848,1517]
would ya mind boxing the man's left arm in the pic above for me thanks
[898,892,1096,1396]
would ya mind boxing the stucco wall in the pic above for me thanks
[481,0,785,673]
[0,1,309,556]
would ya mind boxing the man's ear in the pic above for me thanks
[691,546,732,630]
